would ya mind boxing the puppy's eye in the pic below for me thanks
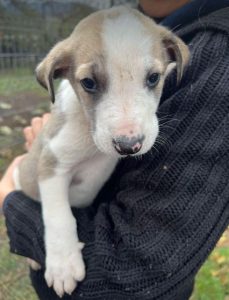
[146,73,160,88]
[80,78,97,93]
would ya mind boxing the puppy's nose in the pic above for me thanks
[112,135,145,155]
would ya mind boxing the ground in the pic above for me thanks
[0,70,228,300]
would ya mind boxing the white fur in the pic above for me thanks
[56,79,79,114]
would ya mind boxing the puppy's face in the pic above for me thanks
[36,7,189,157]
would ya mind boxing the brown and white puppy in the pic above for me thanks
[14,6,189,298]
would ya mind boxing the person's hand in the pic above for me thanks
[0,155,25,208]
[23,113,50,151]
[0,113,51,208]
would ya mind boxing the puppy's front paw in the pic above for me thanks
[45,242,85,298]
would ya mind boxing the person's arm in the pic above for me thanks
[3,31,229,300]
[0,156,25,210]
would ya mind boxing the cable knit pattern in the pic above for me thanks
[3,8,229,300]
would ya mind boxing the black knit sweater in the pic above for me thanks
[3,6,229,300]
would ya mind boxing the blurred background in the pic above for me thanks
[0,1,228,299]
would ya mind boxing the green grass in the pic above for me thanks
[192,246,229,300]
[0,69,46,97]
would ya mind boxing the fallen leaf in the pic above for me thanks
[217,256,226,264]
[211,270,220,276]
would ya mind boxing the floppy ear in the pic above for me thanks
[158,26,190,83]
[35,38,72,103]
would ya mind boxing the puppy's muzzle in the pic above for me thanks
[112,135,145,155]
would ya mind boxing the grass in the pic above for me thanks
[192,244,229,300]
[0,69,46,97]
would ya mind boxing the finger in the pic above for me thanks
[23,126,34,145]
[23,114,49,151]
[31,117,43,137]
[42,113,51,126]
[24,142,30,152]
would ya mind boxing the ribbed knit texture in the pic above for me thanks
[3,7,229,300]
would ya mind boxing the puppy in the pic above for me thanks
[13,6,189,297]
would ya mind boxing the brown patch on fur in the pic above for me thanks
[18,114,65,198]
[19,135,42,200]
[36,38,73,103]
[132,9,167,66]
[72,55,108,125]
[44,113,66,139]
[158,26,190,82]
[38,147,58,180]
[36,12,104,102]
[70,175,82,186]
[35,7,126,103]
[132,8,189,79]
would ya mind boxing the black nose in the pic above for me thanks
[112,135,145,155]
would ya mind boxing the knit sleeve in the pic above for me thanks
[3,28,229,300]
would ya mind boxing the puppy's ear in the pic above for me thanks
[36,38,72,103]
[158,26,190,83]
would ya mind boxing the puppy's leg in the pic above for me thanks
[39,175,85,297]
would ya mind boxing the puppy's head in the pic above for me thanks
[36,6,189,157]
